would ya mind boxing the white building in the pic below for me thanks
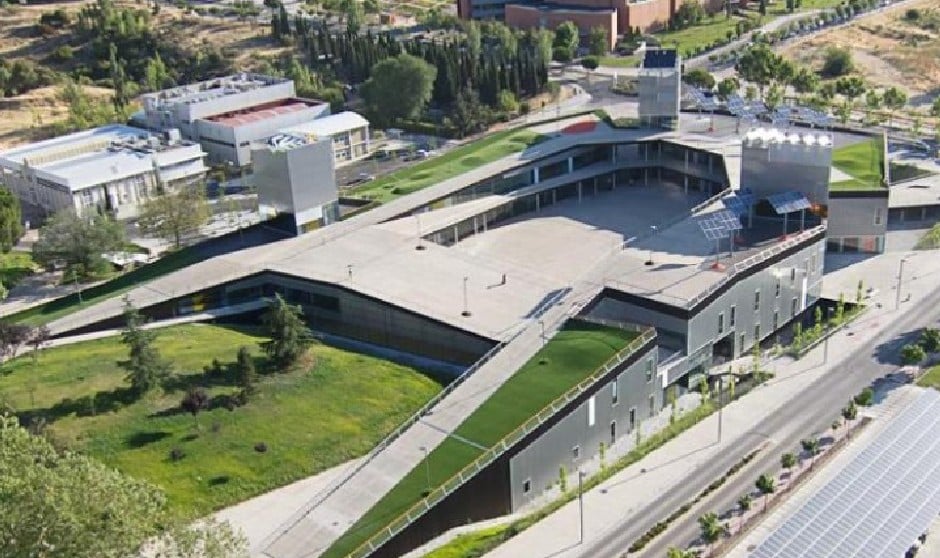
[135,73,330,166]
[0,125,207,220]
[278,111,371,165]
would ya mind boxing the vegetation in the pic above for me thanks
[698,512,723,544]
[917,365,940,390]
[0,188,23,253]
[0,251,38,292]
[552,21,580,61]
[32,210,126,281]
[901,343,926,365]
[821,46,854,77]
[0,415,248,557]
[120,297,173,397]
[324,321,638,558]
[0,324,440,516]
[138,187,211,249]
[349,128,544,202]
[830,138,886,191]
[260,294,314,370]
[361,54,437,128]
[915,222,940,250]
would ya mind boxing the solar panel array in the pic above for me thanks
[767,191,811,215]
[771,106,791,128]
[697,218,729,240]
[721,192,756,216]
[752,389,940,558]
[712,209,743,231]
[727,94,768,122]
[688,88,719,111]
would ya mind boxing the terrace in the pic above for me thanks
[829,136,886,191]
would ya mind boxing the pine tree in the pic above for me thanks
[120,297,172,396]
[261,294,313,370]
[234,346,258,391]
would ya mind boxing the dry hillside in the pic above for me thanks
[780,0,940,107]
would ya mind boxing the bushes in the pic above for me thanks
[822,47,853,78]
[900,343,926,365]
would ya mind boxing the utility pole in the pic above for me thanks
[896,258,907,310]
[419,446,431,495]
[461,276,470,317]
[717,374,723,444]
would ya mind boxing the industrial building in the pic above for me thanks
[37,109,920,558]
[253,133,340,235]
[278,112,371,165]
[134,73,331,166]
[0,125,207,220]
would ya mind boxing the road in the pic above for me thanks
[577,283,940,558]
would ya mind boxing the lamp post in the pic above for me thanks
[419,446,431,495]
[645,225,658,266]
[538,319,545,344]
[461,276,471,317]
[578,469,585,543]
[896,257,908,310]
[709,370,744,444]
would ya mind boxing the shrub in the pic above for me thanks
[254,442,268,453]
[900,343,926,365]
[854,387,874,406]
[822,47,853,77]
[169,447,185,461]
[919,327,940,353]
[552,46,572,62]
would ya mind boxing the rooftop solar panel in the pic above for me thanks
[751,390,940,558]
[643,48,678,69]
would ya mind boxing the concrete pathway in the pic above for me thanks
[478,248,940,558]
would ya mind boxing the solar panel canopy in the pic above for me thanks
[698,218,729,240]
[768,191,811,214]
[752,389,940,558]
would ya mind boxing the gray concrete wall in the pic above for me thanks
[508,343,659,509]
[740,143,831,206]
[255,138,336,218]
[827,193,889,253]
[222,273,493,365]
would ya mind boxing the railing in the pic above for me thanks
[259,284,573,554]
[347,327,657,558]
[684,224,827,311]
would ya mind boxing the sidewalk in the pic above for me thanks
[480,249,940,558]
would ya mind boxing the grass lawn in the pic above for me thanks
[323,320,638,558]
[655,14,771,55]
[599,54,639,68]
[917,365,940,390]
[0,323,441,517]
[349,129,545,203]
[0,250,39,289]
[6,246,205,327]
[915,222,940,250]
[830,137,886,191]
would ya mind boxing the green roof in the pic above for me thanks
[829,137,886,192]
[323,320,644,558]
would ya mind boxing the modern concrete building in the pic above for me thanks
[253,134,340,235]
[278,111,371,165]
[638,48,681,129]
[135,73,330,166]
[0,125,206,220]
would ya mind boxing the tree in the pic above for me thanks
[452,89,488,138]
[781,452,797,471]
[717,76,740,100]
[32,210,125,280]
[0,188,22,252]
[698,512,723,544]
[683,68,715,90]
[234,345,257,391]
[587,26,608,56]
[791,67,819,94]
[180,386,209,427]
[261,293,313,370]
[108,42,131,110]
[342,0,364,34]
[864,89,882,122]
[667,548,695,558]
[552,21,579,60]
[736,45,780,97]
[0,415,248,557]
[0,321,33,360]
[360,54,436,128]
[755,473,776,510]
[931,96,940,118]
[138,186,210,249]
[675,0,706,28]
[765,83,783,110]
[842,399,858,421]
[144,52,171,92]
[801,437,820,467]
[900,343,926,365]
[120,297,172,396]
[822,47,853,77]
[738,493,752,513]
[28,325,50,364]
[919,327,940,353]
[881,86,907,128]
[496,89,519,114]
[835,76,866,103]
[581,56,599,71]
[758,0,767,15]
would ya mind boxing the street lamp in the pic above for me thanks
[538,319,546,344]
[578,469,586,543]
[896,257,908,310]
[645,225,658,266]
[419,446,431,496]
[461,276,471,317]
[708,369,745,444]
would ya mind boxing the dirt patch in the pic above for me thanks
[779,0,940,106]
[0,85,114,150]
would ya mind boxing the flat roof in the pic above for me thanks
[279,111,369,139]
[141,73,290,107]
[0,124,204,191]
[752,388,940,558]
[203,98,324,128]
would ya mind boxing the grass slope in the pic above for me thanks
[0,250,38,289]
[830,137,886,191]
[349,129,544,203]
[324,321,638,558]
[917,365,940,390]
[0,323,441,516]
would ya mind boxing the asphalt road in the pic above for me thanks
[574,283,940,558]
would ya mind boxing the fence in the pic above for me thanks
[347,327,656,558]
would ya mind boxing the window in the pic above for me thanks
[791,267,796,283]
[649,394,656,417]
[740,333,746,352]
[611,379,619,406]
[773,311,779,331]
[588,396,596,427]
[718,313,724,335]
[754,290,761,311]
[645,358,654,382]
[754,323,761,342]
[522,479,531,494]
[629,408,636,430]
[874,208,883,226]
[572,446,581,460]
[775,280,781,298]
[610,421,617,444]
[791,297,798,317]
[730,305,736,327]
